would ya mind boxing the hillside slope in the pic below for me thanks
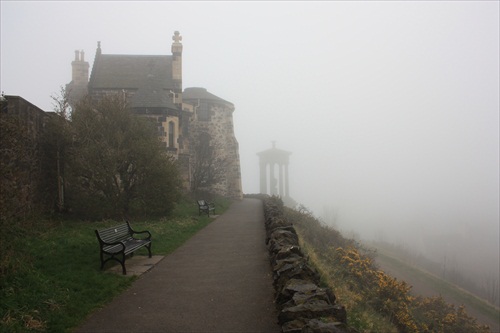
[268,198,493,333]
[373,248,500,332]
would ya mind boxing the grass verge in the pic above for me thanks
[0,197,231,333]
[296,230,398,333]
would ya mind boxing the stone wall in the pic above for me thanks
[262,195,353,333]
[0,95,52,219]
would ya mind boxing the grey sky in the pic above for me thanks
[1,1,499,277]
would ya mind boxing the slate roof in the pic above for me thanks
[183,87,233,106]
[89,54,177,109]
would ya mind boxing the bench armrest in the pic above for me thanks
[126,221,152,240]
[131,230,151,240]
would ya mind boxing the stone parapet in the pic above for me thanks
[262,195,353,333]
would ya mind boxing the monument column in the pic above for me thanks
[259,161,267,194]
[270,162,275,195]
[284,163,289,197]
[279,163,284,197]
[257,142,292,197]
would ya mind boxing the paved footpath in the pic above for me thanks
[76,198,281,333]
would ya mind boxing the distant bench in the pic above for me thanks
[197,200,215,216]
[95,221,152,275]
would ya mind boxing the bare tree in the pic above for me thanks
[48,87,73,211]
[51,86,72,120]
[189,132,229,196]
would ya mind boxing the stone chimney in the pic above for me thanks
[71,50,89,88]
[67,50,89,107]
[171,31,183,107]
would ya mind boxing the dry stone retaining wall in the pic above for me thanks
[262,196,352,333]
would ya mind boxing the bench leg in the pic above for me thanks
[99,251,105,270]
[119,253,127,275]
[146,243,152,258]
[99,252,127,275]
[199,207,210,216]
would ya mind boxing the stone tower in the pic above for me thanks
[183,87,243,199]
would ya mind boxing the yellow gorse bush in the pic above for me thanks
[412,296,490,333]
[334,246,419,332]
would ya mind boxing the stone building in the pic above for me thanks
[66,31,242,199]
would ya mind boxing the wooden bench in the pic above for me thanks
[197,200,215,216]
[95,221,152,275]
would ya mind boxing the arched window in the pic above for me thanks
[168,121,175,148]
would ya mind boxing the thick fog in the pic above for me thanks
[1,2,498,284]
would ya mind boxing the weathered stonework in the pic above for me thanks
[184,88,242,199]
[0,95,53,217]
